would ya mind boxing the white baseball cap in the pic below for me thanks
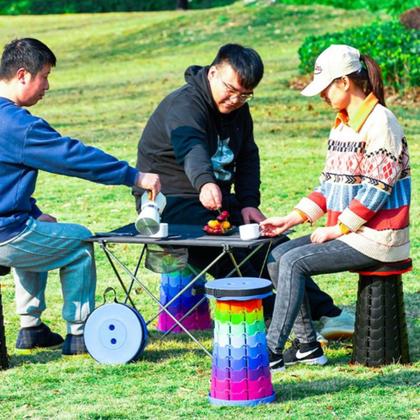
[301,44,362,96]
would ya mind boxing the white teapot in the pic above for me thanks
[135,192,167,236]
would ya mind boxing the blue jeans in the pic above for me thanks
[266,235,379,354]
[0,218,96,335]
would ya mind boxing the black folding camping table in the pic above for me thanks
[87,223,287,356]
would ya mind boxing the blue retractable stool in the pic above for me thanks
[84,288,148,364]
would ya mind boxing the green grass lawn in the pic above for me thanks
[0,1,418,418]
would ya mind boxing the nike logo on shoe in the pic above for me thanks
[296,347,318,359]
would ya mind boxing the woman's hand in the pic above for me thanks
[310,225,342,243]
[260,211,304,237]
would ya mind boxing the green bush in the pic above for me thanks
[274,0,418,15]
[298,20,420,91]
[0,0,236,14]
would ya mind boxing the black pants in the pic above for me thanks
[138,194,341,321]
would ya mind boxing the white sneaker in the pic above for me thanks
[319,309,355,340]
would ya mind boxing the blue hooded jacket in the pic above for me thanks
[0,97,138,242]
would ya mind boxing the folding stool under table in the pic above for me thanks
[87,223,287,357]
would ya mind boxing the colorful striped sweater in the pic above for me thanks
[295,93,410,262]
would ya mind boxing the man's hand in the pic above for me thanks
[199,183,222,210]
[310,225,342,244]
[137,172,161,200]
[37,213,57,223]
[259,211,303,237]
[241,207,265,224]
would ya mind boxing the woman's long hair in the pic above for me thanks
[347,54,386,106]
[348,54,386,107]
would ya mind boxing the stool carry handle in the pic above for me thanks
[102,287,118,304]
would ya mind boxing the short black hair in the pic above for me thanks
[0,38,56,80]
[211,43,264,90]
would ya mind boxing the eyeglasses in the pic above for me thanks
[219,77,254,103]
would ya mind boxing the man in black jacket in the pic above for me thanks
[134,44,354,337]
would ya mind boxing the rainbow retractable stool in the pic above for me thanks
[157,267,212,333]
[205,277,276,406]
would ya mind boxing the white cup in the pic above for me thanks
[150,223,169,239]
[239,223,260,241]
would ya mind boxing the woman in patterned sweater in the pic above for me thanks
[261,45,411,371]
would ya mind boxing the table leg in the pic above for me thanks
[161,241,275,336]
[160,294,207,337]
[147,249,227,325]
[101,242,138,309]
[162,241,274,337]
[258,241,273,278]
[101,245,213,357]
[123,246,146,305]
[224,241,272,278]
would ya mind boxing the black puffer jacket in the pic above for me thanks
[134,65,260,209]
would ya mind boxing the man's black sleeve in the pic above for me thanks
[167,99,215,192]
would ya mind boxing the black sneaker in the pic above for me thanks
[284,339,328,366]
[16,323,64,350]
[62,334,87,355]
[268,348,285,371]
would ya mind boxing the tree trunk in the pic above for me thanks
[176,0,188,10]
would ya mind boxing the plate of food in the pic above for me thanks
[203,210,235,235]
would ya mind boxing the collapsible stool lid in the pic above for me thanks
[205,277,272,301]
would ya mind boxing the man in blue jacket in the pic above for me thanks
[0,38,160,355]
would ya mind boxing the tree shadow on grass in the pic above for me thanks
[273,368,419,404]
[142,329,213,361]
[8,349,64,367]
[272,333,419,404]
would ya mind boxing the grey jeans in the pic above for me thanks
[266,234,379,353]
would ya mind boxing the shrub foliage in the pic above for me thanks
[0,0,236,14]
[298,20,420,91]
[275,0,418,15]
